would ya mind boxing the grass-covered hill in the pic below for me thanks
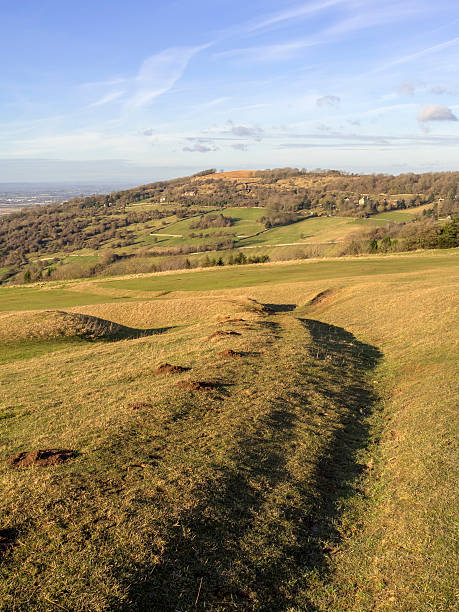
[0,250,457,610]
[0,168,458,284]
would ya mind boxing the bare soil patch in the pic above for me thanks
[154,363,190,375]
[308,288,336,307]
[207,330,241,340]
[7,449,76,469]
[177,381,217,391]
[128,402,153,410]
[217,349,244,359]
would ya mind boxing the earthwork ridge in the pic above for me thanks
[0,297,382,611]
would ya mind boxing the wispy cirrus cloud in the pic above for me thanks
[218,1,423,64]
[372,36,459,74]
[129,45,209,108]
[86,44,211,110]
[216,39,320,62]
[246,0,350,32]
[88,90,126,108]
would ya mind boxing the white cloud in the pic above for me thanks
[317,95,341,107]
[418,105,458,122]
[429,85,455,95]
[128,45,209,108]
[247,0,349,32]
[397,81,418,96]
[218,1,421,64]
[231,143,249,151]
[216,39,320,62]
[83,45,211,110]
[374,37,459,74]
[88,90,126,107]
[227,121,264,140]
[183,143,218,153]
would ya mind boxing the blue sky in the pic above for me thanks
[1,0,459,182]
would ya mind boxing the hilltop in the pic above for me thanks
[0,168,457,284]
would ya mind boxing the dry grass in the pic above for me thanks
[0,310,151,342]
[0,253,457,610]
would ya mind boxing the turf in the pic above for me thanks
[101,252,457,294]
[0,250,457,611]
[0,286,138,312]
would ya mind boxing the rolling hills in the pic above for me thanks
[0,168,457,285]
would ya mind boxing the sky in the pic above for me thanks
[1,0,459,183]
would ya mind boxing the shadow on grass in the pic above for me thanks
[124,318,382,611]
[263,303,297,313]
[94,324,177,342]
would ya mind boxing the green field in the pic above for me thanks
[0,250,457,610]
[136,205,432,252]
[101,252,456,294]
[0,252,455,312]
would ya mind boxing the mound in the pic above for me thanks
[128,402,153,410]
[236,298,272,314]
[308,288,337,308]
[0,310,148,343]
[177,381,217,391]
[7,449,76,469]
[154,363,190,375]
[72,297,258,329]
[217,349,243,358]
[207,330,241,340]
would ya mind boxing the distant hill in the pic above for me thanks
[0,168,457,284]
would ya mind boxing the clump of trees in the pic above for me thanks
[260,211,299,229]
[190,213,233,230]
[340,217,458,255]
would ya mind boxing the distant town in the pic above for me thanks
[0,182,133,215]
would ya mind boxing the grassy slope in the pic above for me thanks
[100,252,457,293]
[126,204,432,250]
[22,204,433,275]
[0,251,457,610]
[1,251,455,312]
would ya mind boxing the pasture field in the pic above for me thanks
[0,250,457,610]
[119,203,433,252]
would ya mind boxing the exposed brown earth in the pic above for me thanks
[217,349,244,358]
[154,363,190,375]
[176,381,218,391]
[308,288,336,307]
[128,402,153,410]
[207,330,241,340]
[7,449,76,469]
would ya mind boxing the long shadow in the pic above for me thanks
[262,303,297,313]
[123,319,382,611]
[93,324,177,342]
